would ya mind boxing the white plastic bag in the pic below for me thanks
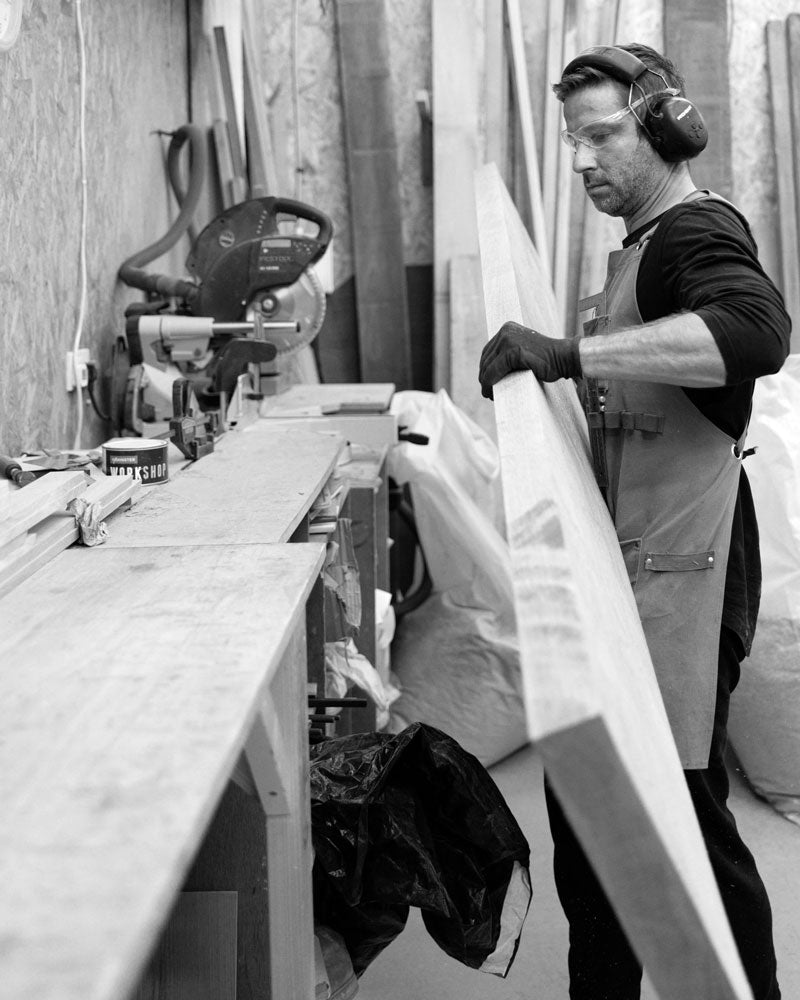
[386,390,527,766]
[728,356,800,822]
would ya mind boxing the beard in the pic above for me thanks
[583,137,660,218]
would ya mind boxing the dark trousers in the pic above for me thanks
[544,627,781,1000]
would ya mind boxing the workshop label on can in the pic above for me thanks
[102,437,169,484]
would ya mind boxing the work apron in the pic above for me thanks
[578,217,745,768]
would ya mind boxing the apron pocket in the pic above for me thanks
[643,550,716,572]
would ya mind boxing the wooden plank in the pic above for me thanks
[0,471,88,548]
[336,0,413,389]
[102,425,343,548]
[0,541,324,1000]
[484,0,508,173]
[241,0,280,197]
[551,0,577,332]
[0,475,138,599]
[132,892,237,1000]
[260,381,395,414]
[474,162,752,1000]
[432,0,483,391]
[211,25,249,204]
[505,0,550,275]
[541,0,564,265]
[784,12,800,351]
[765,19,800,336]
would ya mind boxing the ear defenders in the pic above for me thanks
[561,45,708,162]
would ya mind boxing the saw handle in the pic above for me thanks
[270,198,333,261]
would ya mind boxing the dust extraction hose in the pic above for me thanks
[117,123,207,304]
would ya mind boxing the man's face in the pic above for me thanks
[562,81,666,219]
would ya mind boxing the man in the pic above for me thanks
[479,42,789,1000]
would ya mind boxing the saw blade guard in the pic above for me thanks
[185,196,333,324]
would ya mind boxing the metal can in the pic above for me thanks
[101,437,169,485]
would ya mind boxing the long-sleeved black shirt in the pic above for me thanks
[624,197,792,656]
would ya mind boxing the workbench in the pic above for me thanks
[0,416,392,1000]
[0,542,323,1000]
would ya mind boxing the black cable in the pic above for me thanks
[86,362,110,422]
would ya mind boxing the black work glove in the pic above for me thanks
[479,321,582,399]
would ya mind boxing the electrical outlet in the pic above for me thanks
[65,349,91,392]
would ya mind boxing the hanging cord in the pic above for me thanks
[70,0,89,451]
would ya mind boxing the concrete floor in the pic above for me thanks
[357,744,800,1000]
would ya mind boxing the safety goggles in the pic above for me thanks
[560,94,650,151]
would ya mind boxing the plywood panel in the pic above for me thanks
[0,2,190,455]
[474,162,752,1000]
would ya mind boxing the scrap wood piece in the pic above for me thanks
[0,476,139,600]
[474,162,752,1000]
[0,472,89,549]
[335,0,413,390]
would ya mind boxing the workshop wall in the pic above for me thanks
[0,0,190,455]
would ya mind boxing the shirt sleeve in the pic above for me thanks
[637,201,791,385]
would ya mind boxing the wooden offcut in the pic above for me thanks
[0,474,138,599]
[336,0,413,389]
[0,471,89,548]
[474,163,752,1000]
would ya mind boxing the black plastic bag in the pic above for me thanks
[310,722,531,977]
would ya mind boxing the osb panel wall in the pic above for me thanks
[729,0,800,289]
[257,0,433,290]
[0,0,189,454]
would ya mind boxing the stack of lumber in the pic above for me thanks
[0,471,137,600]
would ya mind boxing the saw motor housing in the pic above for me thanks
[115,196,332,437]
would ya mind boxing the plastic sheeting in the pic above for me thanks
[386,390,528,766]
[310,723,532,978]
[728,356,800,823]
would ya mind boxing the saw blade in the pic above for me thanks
[253,267,326,355]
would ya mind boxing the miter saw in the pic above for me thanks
[113,188,332,457]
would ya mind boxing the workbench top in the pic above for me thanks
[0,541,324,1000]
[102,422,345,547]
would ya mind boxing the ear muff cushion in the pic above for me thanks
[646,95,708,161]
